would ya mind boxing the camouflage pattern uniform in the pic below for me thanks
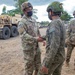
[38,1,65,75]
[41,18,65,75]
[18,10,41,75]
[66,17,75,64]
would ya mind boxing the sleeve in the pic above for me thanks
[42,35,46,40]
[37,25,41,36]
[66,24,71,39]
[35,21,41,36]
[18,21,35,39]
[42,24,60,67]
[38,29,41,36]
[18,21,26,35]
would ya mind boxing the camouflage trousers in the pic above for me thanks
[38,62,63,75]
[23,44,41,75]
[66,44,75,63]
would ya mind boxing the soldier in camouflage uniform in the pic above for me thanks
[38,1,65,75]
[65,11,75,66]
[18,2,43,75]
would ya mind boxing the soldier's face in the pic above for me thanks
[26,7,32,12]
[48,11,52,20]
[25,7,33,17]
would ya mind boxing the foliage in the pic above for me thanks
[7,9,19,16]
[40,21,49,26]
[14,0,28,14]
[2,6,7,15]
[1,0,28,16]
[1,0,38,20]
[60,11,72,21]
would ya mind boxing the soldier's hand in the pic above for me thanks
[40,66,48,74]
[34,37,44,42]
[37,37,44,42]
[65,38,71,44]
[43,41,46,46]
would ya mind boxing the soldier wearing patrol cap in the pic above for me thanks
[38,1,65,75]
[18,2,43,75]
[21,2,33,16]
[65,10,75,67]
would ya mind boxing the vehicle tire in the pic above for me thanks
[2,27,10,39]
[11,26,18,37]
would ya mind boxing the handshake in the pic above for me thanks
[34,36,46,46]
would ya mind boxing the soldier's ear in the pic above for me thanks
[50,11,54,15]
[48,11,52,15]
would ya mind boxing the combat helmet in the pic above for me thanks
[47,1,63,13]
[21,2,33,11]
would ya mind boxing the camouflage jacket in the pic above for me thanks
[18,15,40,41]
[42,18,65,67]
[66,18,75,44]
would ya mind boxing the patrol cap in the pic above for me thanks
[47,1,63,13]
[21,2,33,11]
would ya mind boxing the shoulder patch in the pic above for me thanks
[49,27,55,33]
[18,22,24,28]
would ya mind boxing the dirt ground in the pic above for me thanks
[0,28,75,75]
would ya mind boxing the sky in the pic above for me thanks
[0,0,75,22]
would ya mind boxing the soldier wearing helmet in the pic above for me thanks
[38,1,65,75]
[65,10,75,67]
[18,2,43,75]
[47,1,63,20]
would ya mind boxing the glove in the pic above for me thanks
[40,66,48,74]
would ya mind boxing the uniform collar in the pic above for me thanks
[53,17,60,20]
[23,15,34,22]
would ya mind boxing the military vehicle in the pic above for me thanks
[0,14,21,39]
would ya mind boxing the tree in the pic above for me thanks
[60,11,72,21]
[14,0,28,14]
[40,21,49,26]
[2,6,6,14]
[14,0,38,19]
[33,9,38,19]
[7,9,17,16]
